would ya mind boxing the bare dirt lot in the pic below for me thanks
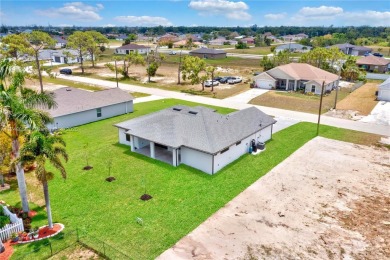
[158,137,390,260]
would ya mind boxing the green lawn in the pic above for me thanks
[1,99,383,259]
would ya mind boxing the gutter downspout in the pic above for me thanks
[212,154,215,175]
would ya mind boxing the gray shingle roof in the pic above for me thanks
[47,87,133,117]
[275,43,312,51]
[189,48,226,55]
[116,44,150,50]
[331,43,371,52]
[115,105,276,154]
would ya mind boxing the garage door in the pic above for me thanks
[255,79,274,89]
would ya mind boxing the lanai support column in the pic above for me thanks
[172,148,177,166]
[150,142,155,159]
[130,135,135,152]
[285,79,289,90]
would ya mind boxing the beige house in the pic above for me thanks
[115,44,151,55]
[253,63,339,94]
[356,56,390,73]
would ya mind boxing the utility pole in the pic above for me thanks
[114,60,119,88]
[178,50,182,84]
[317,81,325,136]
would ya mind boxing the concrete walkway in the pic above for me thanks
[223,89,269,104]
[57,74,390,136]
[133,95,166,104]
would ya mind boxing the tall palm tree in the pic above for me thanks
[20,130,68,228]
[0,59,56,212]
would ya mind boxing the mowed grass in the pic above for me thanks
[250,88,350,114]
[1,99,383,259]
[336,83,379,115]
[225,46,272,55]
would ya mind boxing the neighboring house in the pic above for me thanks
[241,37,255,44]
[115,44,151,55]
[209,38,238,46]
[378,77,390,102]
[52,36,67,48]
[173,40,202,48]
[158,33,179,44]
[115,34,128,41]
[50,49,92,64]
[189,48,227,59]
[275,43,312,53]
[331,43,372,56]
[282,33,309,42]
[253,63,339,94]
[46,87,133,130]
[115,105,276,174]
[356,56,390,73]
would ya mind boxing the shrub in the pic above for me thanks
[0,215,10,228]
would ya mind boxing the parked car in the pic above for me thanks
[227,77,242,84]
[372,52,383,57]
[59,68,72,75]
[169,51,177,55]
[213,76,223,82]
[204,80,220,87]
[219,76,235,84]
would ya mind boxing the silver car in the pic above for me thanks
[227,77,242,84]
[204,80,220,87]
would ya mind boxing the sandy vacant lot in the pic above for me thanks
[158,137,389,260]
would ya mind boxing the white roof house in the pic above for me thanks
[378,77,390,102]
[115,44,151,55]
[115,105,276,174]
[45,87,133,130]
[253,63,339,94]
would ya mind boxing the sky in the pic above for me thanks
[1,0,390,27]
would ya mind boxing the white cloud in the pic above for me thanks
[35,2,103,22]
[298,6,343,17]
[189,0,251,21]
[264,13,287,20]
[114,16,173,26]
[103,24,116,27]
[342,11,390,26]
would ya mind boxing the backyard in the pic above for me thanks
[1,99,384,259]
[249,88,351,114]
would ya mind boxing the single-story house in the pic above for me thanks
[282,33,309,42]
[378,77,390,102]
[51,49,92,64]
[331,43,372,56]
[173,40,202,48]
[46,87,133,130]
[158,33,179,44]
[253,63,339,94]
[189,48,227,59]
[241,37,255,44]
[356,56,390,73]
[115,105,276,174]
[209,38,238,46]
[275,43,312,53]
[52,36,67,48]
[115,44,151,55]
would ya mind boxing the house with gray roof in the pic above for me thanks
[189,48,227,59]
[46,87,133,130]
[115,105,276,174]
[275,43,312,53]
[330,43,372,56]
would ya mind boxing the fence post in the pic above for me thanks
[76,228,79,242]
[103,241,106,257]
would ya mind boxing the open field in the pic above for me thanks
[249,88,350,114]
[1,98,385,259]
[366,45,390,57]
[336,83,379,115]
[159,137,390,259]
[225,46,272,55]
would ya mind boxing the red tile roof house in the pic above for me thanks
[115,44,151,55]
[356,56,390,73]
[253,63,339,95]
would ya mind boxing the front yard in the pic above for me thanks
[249,88,350,114]
[1,99,384,259]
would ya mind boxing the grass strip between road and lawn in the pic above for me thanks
[2,99,383,259]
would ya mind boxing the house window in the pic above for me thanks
[311,85,316,93]
[220,147,229,154]
[236,141,241,146]
[97,108,102,117]
[126,134,130,142]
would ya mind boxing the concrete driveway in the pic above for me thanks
[360,101,390,126]
[223,89,269,104]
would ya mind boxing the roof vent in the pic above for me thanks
[188,111,198,115]
[173,108,182,111]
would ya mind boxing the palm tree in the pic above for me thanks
[0,59,56,212]
[20,130,68,228]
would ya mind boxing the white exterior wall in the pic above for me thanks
[213,126,272,173]
[181,147,213,174]
[118,128,131,145]
[378,88,390,101]
[115,48,150,55]
[133,136,149,149]
[305,82,334,95]
[47,101,133,130]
